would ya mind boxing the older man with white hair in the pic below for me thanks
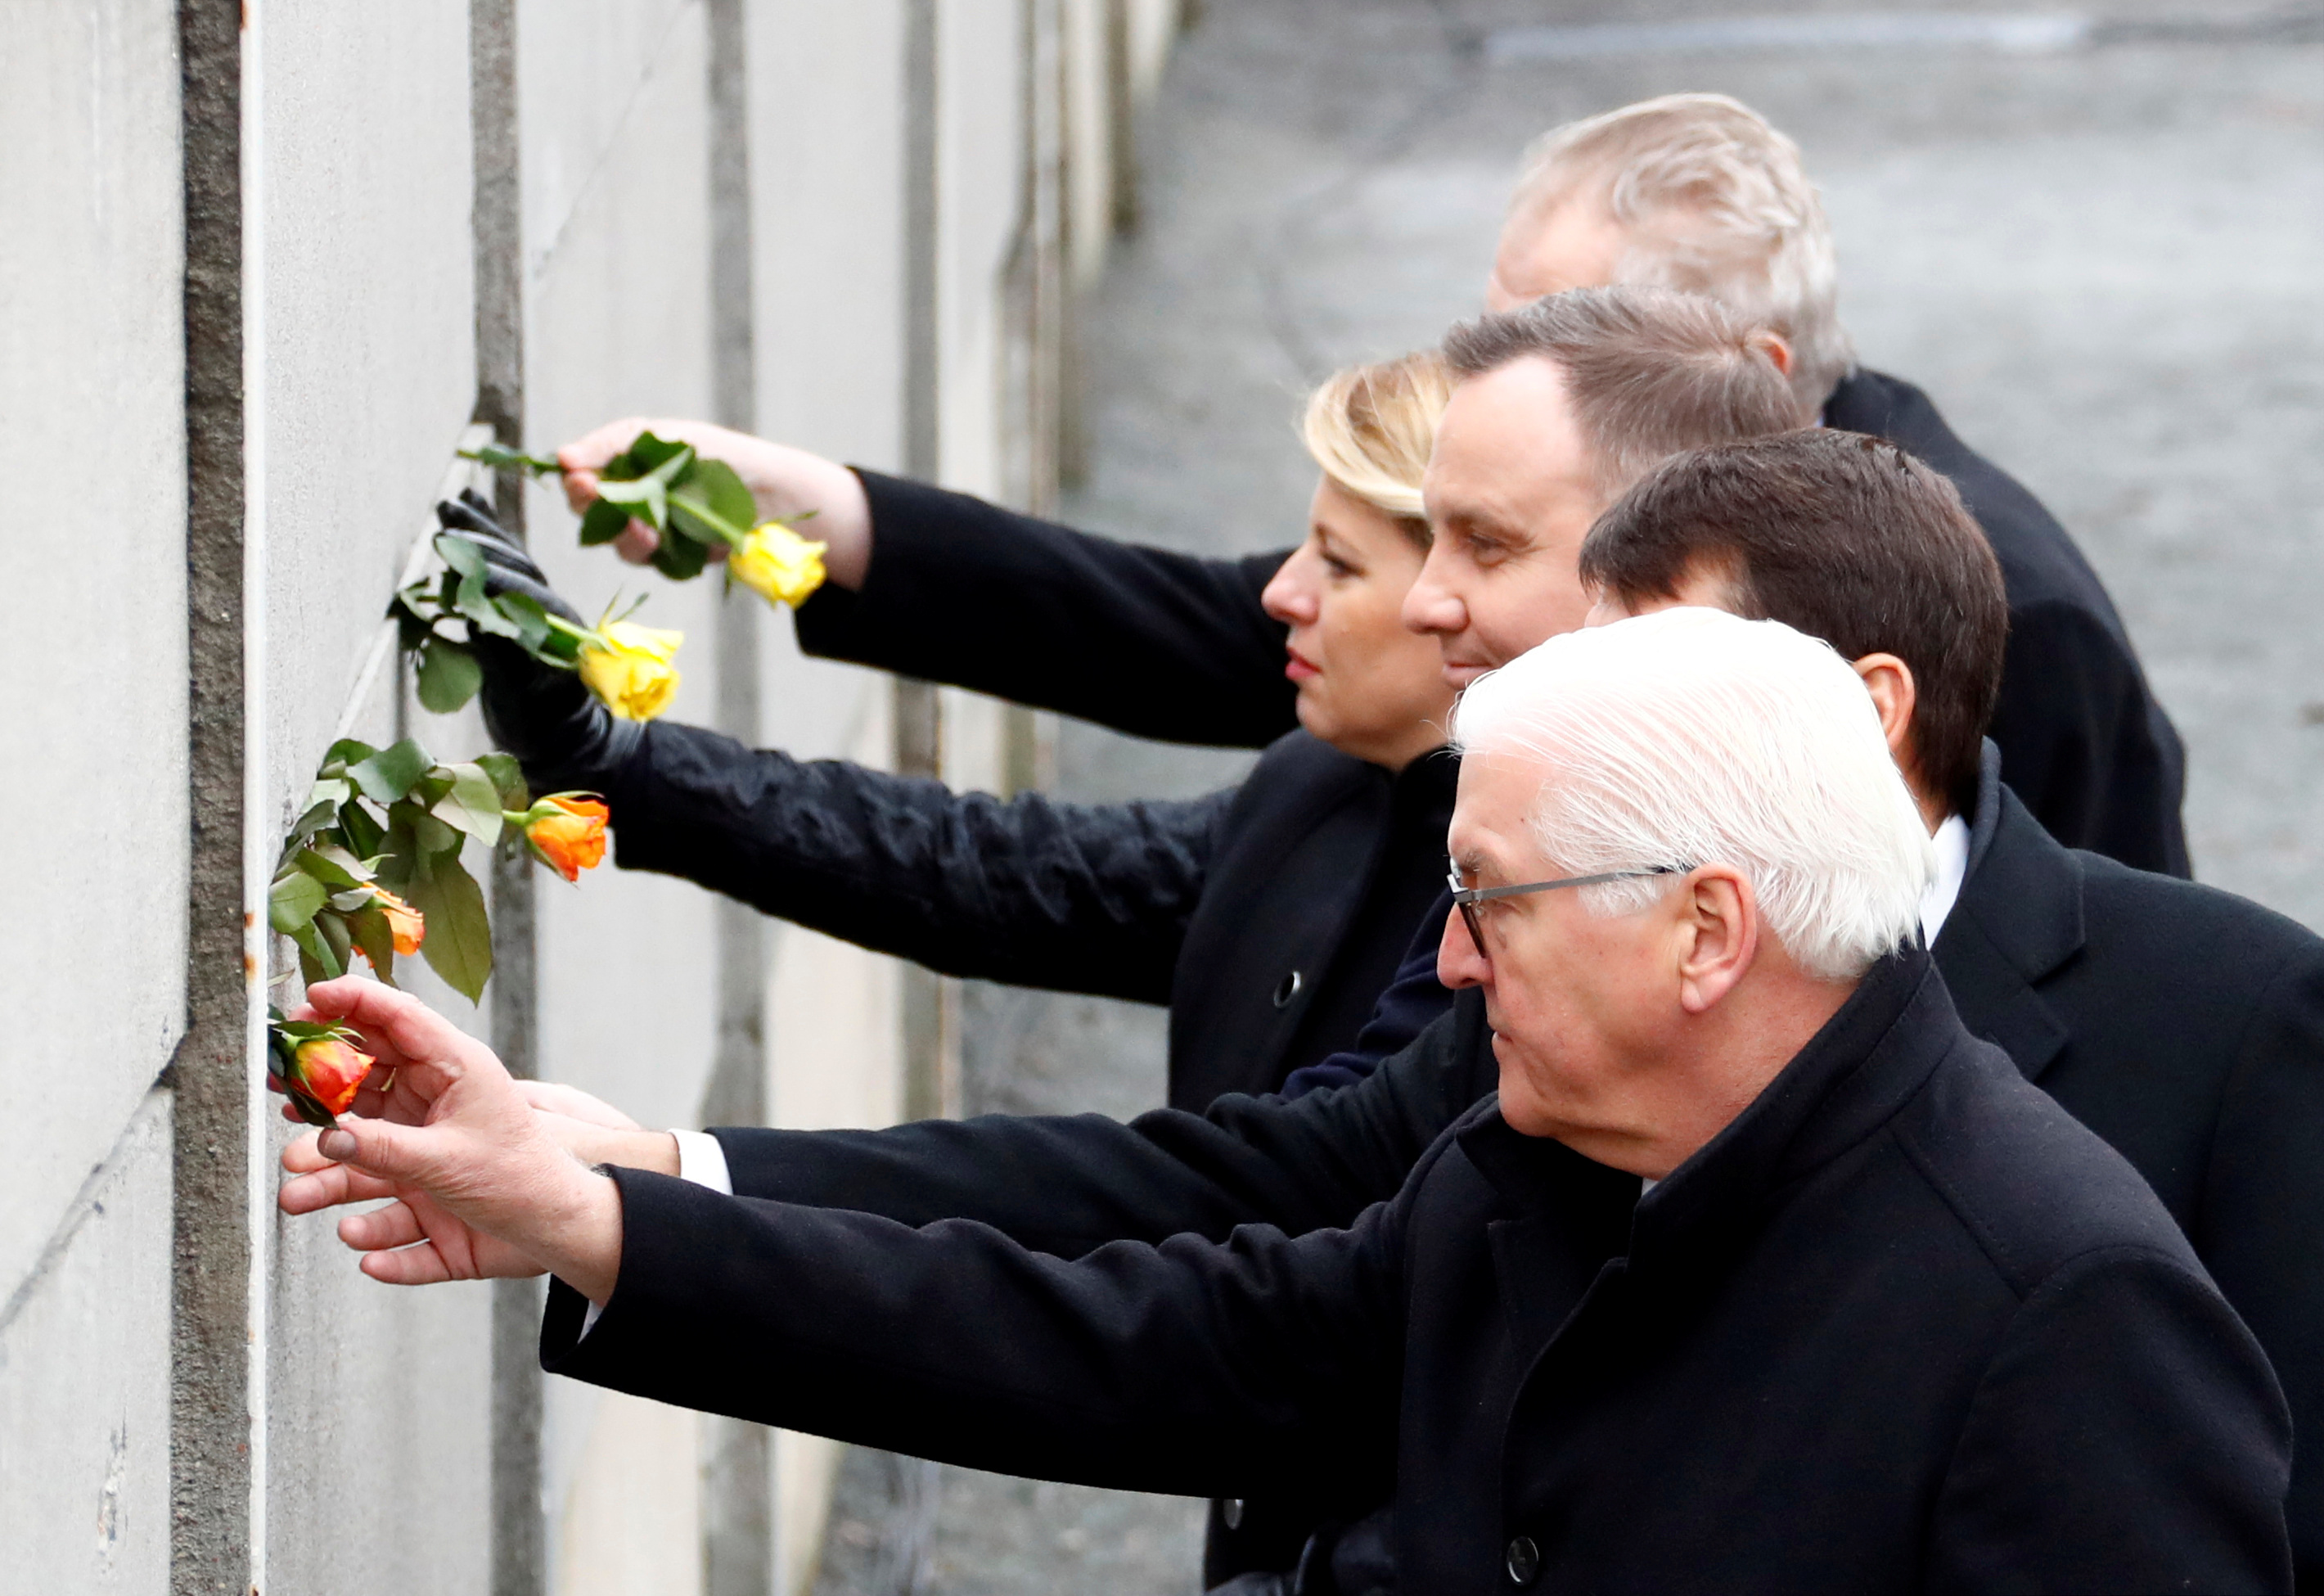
[282,610,2289,1594]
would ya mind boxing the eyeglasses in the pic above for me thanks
[1446,862,1688,957]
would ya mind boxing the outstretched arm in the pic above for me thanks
[602,718,1228,1003]
[540,1170,1409,1505]
[555,418,1300,749]
[709,989,1493,1257]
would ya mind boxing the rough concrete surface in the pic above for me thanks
[0,0,190,1319]
[809,1,2324,1591]
[0,1094,173,1593]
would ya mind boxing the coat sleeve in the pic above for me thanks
[541,1167,1408,1506]
[1985,597,2191,878]
[601,717,1227,1003]
[708,991,1491,1258]
[790,469,1299,749]
[2196,946,2324,1589]
[1925,1247,2293,1594]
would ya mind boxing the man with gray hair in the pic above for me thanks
[281,608,2290,1592]
[556,92,2186,877]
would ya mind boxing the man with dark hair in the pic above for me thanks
[290,428,2324,1588]
[1579,430,2006,818]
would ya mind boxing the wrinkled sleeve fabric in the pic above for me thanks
[542,1169,1408,1507]
[709,993,1490,1258]
[2198,946,2324,1589]
[1985,598,2190,879]
[1927,1247,2292,1594]
[602,717,1227,1003]
[791,469,1299,749]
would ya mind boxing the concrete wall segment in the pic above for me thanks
[0,0,189,1306]
[0,1094,173,1595]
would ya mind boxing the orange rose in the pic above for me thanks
[367,885,426,955]
[271,1026,376,1125]
[523,795,610,882]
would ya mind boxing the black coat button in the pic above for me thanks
[1506,1535,1541,1585]
[1223,1498,1245,1530]
[1272,970,1304,1008]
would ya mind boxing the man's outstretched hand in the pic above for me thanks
[555,417,873,588]
[279,1078,682,1287]
[272,978,625,1302]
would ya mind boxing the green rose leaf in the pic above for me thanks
[345,898,397,985]
[436,533,489,581]
[320,738,378,777]
[577,498,634,548]
[295,844,371,890]
[667,459,755,552]
[416,636,484,715]
[453,573,524,642]
[432,763,506,845]
[286,797,340,845]
[648,528,710,582]
[493,591,556,655]
[348,738,432,805]
[407,856,492,1002]
[268,869,330,936]
[292,921,339,987]
[477,751,529,812]
[338,797,386,861]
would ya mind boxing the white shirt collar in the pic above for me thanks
[1920,814,1971,946]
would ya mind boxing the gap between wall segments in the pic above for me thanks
[330,424,498,746]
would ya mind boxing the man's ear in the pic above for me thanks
[1749,330,1795,379]
[1853,653,1917,766]
[1675,867,1758,1015]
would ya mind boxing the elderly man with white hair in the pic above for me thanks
[281,610,2289,1594]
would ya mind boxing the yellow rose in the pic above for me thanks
[728,521,829,609]
[577,621,684,721]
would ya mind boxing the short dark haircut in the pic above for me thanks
[1579,430,2008,814]
[1441,286,1809,497]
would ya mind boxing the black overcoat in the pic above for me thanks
[705,747,2324,1583]
[547,949,2291,1593]
[599,719,1456,1107]
[798,372,2189,873]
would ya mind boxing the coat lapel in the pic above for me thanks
[1935,749,2084,1084]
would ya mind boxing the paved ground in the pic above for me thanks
[813,2,2324,1590]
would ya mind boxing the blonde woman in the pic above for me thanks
[459,353,1462,1114]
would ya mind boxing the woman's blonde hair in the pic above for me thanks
[1300,350,1452,547]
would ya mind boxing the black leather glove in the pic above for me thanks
[435,489,643,794]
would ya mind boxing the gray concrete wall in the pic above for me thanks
[0,2,186,1588]
[0,3,1173,1591]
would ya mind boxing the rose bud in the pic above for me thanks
[269,1024,376,1127]
[519,795,610,882]
[577,620,683,722]
[729,521,829,608]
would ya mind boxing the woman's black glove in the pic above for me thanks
[435,489,643,793]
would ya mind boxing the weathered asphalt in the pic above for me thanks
[814,2,2324,1589]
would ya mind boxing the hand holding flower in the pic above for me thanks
[276,977,626,1299]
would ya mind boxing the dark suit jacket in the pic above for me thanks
[705,746,2324,1583]
[799,378,2189,874]
[601,720,1456,1107]
[551,950,2291,1593]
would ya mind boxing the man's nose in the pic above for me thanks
[1437,908,1487,990]
[1403,563,1464,636]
